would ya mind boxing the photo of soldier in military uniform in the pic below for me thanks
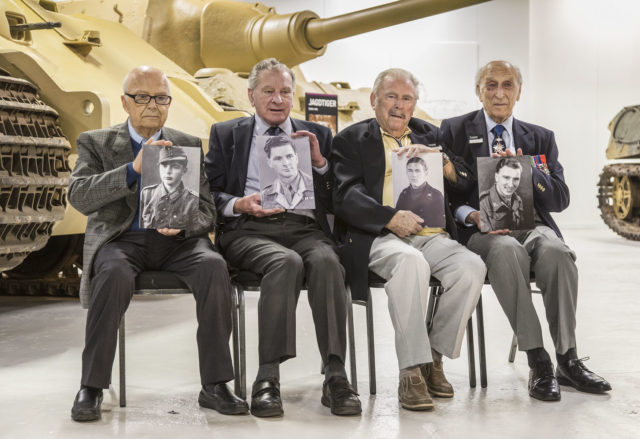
[257,135,315,210]
[140,145,201,230]
[392,152,446,228]
[477,156,534,233]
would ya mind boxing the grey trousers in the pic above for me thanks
[467,225,578,354]
[221,216,347,367]
[82,231,234,389]
[369,233,486,370]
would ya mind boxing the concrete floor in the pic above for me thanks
[0,225,638,439]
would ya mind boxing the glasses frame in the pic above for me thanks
[124,93,172,105]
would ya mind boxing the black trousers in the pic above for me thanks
[81,231,234,389]
[221,215,347,366]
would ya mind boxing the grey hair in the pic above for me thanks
[248,58,296,90]
[372,68,420,101]
[122,65,170,94]
[475,60,522,96]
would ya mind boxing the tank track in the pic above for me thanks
[0,74,71,272]
[597,163,640,240]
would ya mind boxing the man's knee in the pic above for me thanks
[305,244,343,276]
[537,240,576,268]
[266,248,304,275]
[486,237,529,269]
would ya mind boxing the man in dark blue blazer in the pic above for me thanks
[332,68,486,411]
[439,60,610,401]
[204,58,360,417]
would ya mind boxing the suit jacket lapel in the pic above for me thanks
[466,110,489,158]
[366,119,386,202]
[512,119,535,155]
[111,122,134,168]
[231,116,254,194]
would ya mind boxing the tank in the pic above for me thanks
[597,105,640,240]
[0,0,488,296]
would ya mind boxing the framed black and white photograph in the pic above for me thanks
[477,156,535,233]
[392,151,446,228]
[139,144,201,230]
[257,134,316,210]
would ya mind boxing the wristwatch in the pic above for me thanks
[442,152,451,166]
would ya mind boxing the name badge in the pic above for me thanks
[468,136,483,144]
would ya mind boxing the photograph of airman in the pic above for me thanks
[140,145,201,230]
[258,134,316,210]
[393,152,446,228]
[477,156,534,232]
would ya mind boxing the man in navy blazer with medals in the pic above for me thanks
[204,58,360,417]
[332,68,486,411]
[439,60,611,401]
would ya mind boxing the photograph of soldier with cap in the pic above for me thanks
[392,152,446,228]
[258,134,315,210]
[140,145,201,230]
[477,155,534,233]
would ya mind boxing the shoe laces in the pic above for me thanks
[329,377,359,398]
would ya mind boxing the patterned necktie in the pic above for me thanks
[491,124,506,153]
[266,126,281,136]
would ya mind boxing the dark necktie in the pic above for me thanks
[491,124,506,153]
[266,126,281,136]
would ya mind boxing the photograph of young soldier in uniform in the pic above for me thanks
[392,152,446,228]
[258,134,316,210]
[140,145,201,229]
[477,156,534,233]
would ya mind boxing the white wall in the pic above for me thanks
[244,0,640,228]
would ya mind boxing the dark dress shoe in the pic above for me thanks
[556,358,612,394]
[199,383,249,415]
[71,386,103,422]
[250,379,283,417]
[321,377,362,416]
[528,361,561,401]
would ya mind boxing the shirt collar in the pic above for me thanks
[127,118,162,144]
[254,114,293,136]
[483,110,513,139]
[380,126,412,142]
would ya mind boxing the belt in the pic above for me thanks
[251,212,316,225]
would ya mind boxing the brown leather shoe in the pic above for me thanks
[398,375,434,411]
[424,359,454,398]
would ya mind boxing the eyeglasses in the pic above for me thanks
[124,93,172,105]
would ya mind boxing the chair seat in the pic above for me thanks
[134,271,188,292]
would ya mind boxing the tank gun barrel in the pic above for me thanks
[306,0,490,49]
[145,0,491,74]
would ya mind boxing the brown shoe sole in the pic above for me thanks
[428,388,454,398]
[399,399,435,411]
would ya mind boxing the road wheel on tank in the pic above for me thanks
[597,164,640,240]
[0,71,72,290]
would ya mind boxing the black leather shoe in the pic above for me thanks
[250,379,283,417]
[321,377,362,416]
[556,357,612,394]
[199,383,249,415]
[528,361,561,401]
[71,386,103,422]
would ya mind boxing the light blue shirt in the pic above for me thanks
[222,114,329,218]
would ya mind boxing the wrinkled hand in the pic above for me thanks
[467,211,510,235]
[386,210,424,238]
[394,143,441,158]
[157,228,181,236]
[292,130,326,168]
[233,193,285,217]
[492,147,523,158]
[133,139,173,174]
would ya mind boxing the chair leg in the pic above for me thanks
[231,284,242,398]
[476,296,487,388]
[467,317,477,388]
[347,297,358,393]
[508,334,518,363]
[119,316,126,407]
[366,289,376,395]
[238,287,246,400]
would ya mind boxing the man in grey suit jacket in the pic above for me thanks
[68,66,247,422]
[439,60,610,401]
